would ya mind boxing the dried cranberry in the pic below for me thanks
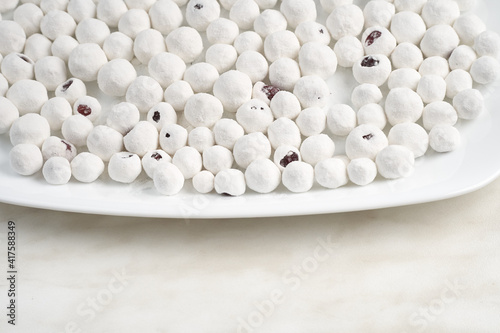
[362,133,374,140]
[61,140,72,151]
[62,79,73,92]
[194,3,203,9]
[77,104,92,116]
[361,56,379,68]
[365,30,382,47]
[152,111,161,123]
[262,85,280,101]
[280,151,299,168]
[151,152,162,161]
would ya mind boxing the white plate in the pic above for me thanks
[1,1,500,219]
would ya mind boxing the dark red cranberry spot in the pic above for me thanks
[18,54,32,63]
[365,30,382,47]
[260,107,264,110]
[165,133,171,138]
[151,152,163,161]
[152,111,161,122]
[194,3,203,9]
[319,28,324,34]
[77,104,92,116]
[61,140,72,151]
[361,56,379,68]
[280,151,299,168]
[62,79,73,92]
[262,85,280,101]
[362,133,374,140]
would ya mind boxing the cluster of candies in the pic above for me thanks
[0,0,499,196]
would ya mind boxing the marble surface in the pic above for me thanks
[0,177,499,333]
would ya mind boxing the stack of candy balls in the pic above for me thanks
[1,0,499,196]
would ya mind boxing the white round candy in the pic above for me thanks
[118,9,151,39]
[300,134,335,166]
[203,145,234,174]
[264,30,300,63]
[233,132,272,168]
[219,0,237,10]
[273,144,301,171]
[184,93,223,128]
[230,0,260,30]
[268,58,301,92]
[236,51,268,84]
[362,26,396,57]
[454,0,477,11]
[186,0,221,32]
[345,124,388,160]
[352,54,392,87]
[1,53,34,84]
[296,107,326,137]
[97,0,128,28]
[206,18,239,44]
[453,88,484,120]
[429,125,460,152]
[347,158,377,186]
[172,146,202,179]
[234,31,263,54]
[357,103,387,130]
[390,11,426,45]
[166,27,203,63]
[10,143,43,176]
[146,102,177,131]
[35,56,68,91]
[24,33,52,63]
[184,62,219,93]
[154,162,185,195]
[388,68,421,91]
[0,21,26,56]
[67,0,96,23]
[298,42,337,79]
[252,81,281,105]
[76,18,110,46]
[445,69,473,99]
[351,83,383,110]
[385,87,424,125]
[213,70,253,113]
[43,156,72,185]
[376,145,415,179]
[293,75,330,109]
[7,79,48,115]
[103,32,134,61]
[0,0,20,13]
[236,99,273,133]
[126,76,164,113]
[295,21,331,46]
[40,10,76,41]
[419,56,450,78]
[315,157,348,189]
[394,0,426,13]
[333,36,364,68]
[148,52,186,89]
[40,97,72,131]
[123,121,159,157]
[149,0,183,35]
[417,75,447,104]
[214,169,246,196]
[87,125,123,161]
[420,25,460,58]
[164,80,194,112]
[133,29,166,65]
[51,35,79,63]
[107,102,140,135]
[188,127,214,153]
[61,114,93,147]
[363,0,395,29]
[159,123,188,155]
[41,136,77,162]
[245,158,281,193]
[326,103,357,136]
[391,43,423,70]
[421,0,460,27]
[14,3,44,36]
[282,161,314,193]
[73,95,101,122]
[267,117,301,149]
[388,122,429,158]
[68,43,108,82]
[192,170,214,194]
[470,56,500,85]
[254,9,287,39]
[320,0,352,13]
[449,45,477,71]
[270,91,301,119]
[326,4,364,41]
[213,119,244,150]
[453,14,486,46]
[205,44,238,73]
[108,152,142,184]
[142,150,172,179]
[474,30,500,58]
[124,0,156,10]
[280,0,316,29]
[0,97,19,134]
[40,0,68,13]
[55,78,87,105]
[422,101,458,131]
[97,59,137,97]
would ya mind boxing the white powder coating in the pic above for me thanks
[454,0,477,11]
[159,123,188,156]
[103,32,134,61]
[75,18,110,46]
[13,3,44,36]
[206,18,239,44]
[333,36,364,68]
[280,0,316,29]
[296,107,326,137]
[202,145,234,174]
[61,114,93,147]
[43,156,72,185]
[133,29,167,65]
[171,0,190,6]
[326,103,357,136]
[6,79,48,115]
[293,75,330,109]
[0,97,19,134]
[474,30,500,58]
[391,43,424,70]
[295,21,331,45]
[236,51,268,84]
[388,68,421,91]
[154,162,185,195]
[445,69,473,99]
[97,0,128,28]
[421,0,460,27]
[236,99,274,133]
[67,0,96,23]
[453,88,484,120]
[1,53,35,84]
[164,80,194,112]
[148,52,186,89]
[419,56,450,78]
[282,161,314,193]
[9,143,43,176]
[0,74,8,97]
[184,93,224,128]
[40,0,68,13]
[394,0,426,13]
[385,87,424,125]
[123,121,159,157]
[107,102,141,135]
[233,132,272,168]
[429,124,461,152]
[213,70,253,113]
[213,118,244,150]
[326,4,364,41]
[166,27,203,64]
[214,169,246,196]
[0,21,26,56]
[184,62,219,93]
[345,124,389,160]
[422,101,458,131]
[40,97,72,131]
[347,158,377,186]
[420,25,460,59]
[229,0,260,31]
[172,146,202,179]
[108,152,142,184]
[118,9,151,39]
[149,0,183,35]
[51,35,79,63]
[470,56,500,85]
[40,10,76,41]
[188,126,215,153]
[205,44,238,73]
[298,42,337,80]
[126,76,164,113]
[320,0,353,14]
[273,144,301,171]
[352,54,392,87]
[315,157,348,189]
[264,30,300,63]
[124,0,156,10]
[186,0,221,32]
[0,0,20,13]
[300,134,335,166]
[254,0,277,10]
[245,158,281,193]
[351,83,383,110]
[35,56,68,91]
[376,145,415,180]
[146,102,177,131]
[357,103,387,130]
[68,43,108,82]
[192,170,215,194]
[267,117,301,149]
[449,45,477,71]
[362,26,396,57]
[24,33,52,62]
[363,0,395,29]
[55,78,87,105]
[254,9,287,39]
[141,149,172,179]
[234,31,263,55]
[453,14,486,46]
[388,122,429,158]
[73,95,101,122]
[97,59,137,97]
[417,75,447,104]
[87,125,123,161]
[41,136,77,162]
[390,11,426,45]
[268,58,301,92]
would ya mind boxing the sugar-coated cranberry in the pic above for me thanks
[361,56,379,68]
[365,30,382,47]
[280,151,299,168]
[77,104,92,116]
